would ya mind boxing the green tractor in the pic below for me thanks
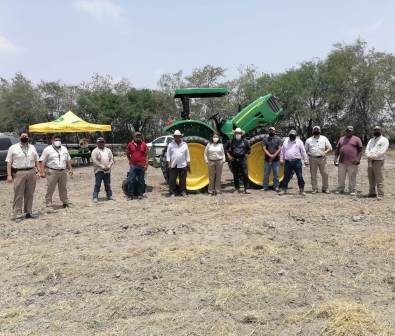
[150,87,284,191]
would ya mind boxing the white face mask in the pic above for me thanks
[213,137,219,143]
[235,134,242,140]
[54,140,61,147]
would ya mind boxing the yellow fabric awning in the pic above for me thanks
[29,111,112,133]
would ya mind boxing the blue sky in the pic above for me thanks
[0,0,394,88]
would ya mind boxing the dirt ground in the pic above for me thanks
[0,152,394,336]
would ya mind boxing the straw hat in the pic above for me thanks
[232,127,245,135]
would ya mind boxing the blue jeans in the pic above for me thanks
[93,171,112,198]
[282,159,305,191]
[128,165,145,196]
[263,160,280,189]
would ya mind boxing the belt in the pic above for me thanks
[14,167,34,171]
[309,155,323,158]
[47,167,66,171]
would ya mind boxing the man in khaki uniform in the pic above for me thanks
[39,135,73,210]
[6,131,39,222]
[365,126,389,199]
[304,126,332,193]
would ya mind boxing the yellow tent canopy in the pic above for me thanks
[29,111,112,133]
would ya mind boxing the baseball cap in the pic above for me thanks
[346,126,354,131]
[289,129,297,135]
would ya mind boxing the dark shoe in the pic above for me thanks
[62,203,69,208]
[366,193,377,198]
[322,190,330,194]
[15,216,24,223]
[237,189,243,194]
[279,190,287,196]
[232,189,240,193]
[243,190,251,194]
[25,213,38,219]
[107,196,114,201]
[137,195,143,200]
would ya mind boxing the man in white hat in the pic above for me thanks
[304,126,332,193]
[226,127,251,193]
[365,126,389,198]
[166,130,190,197]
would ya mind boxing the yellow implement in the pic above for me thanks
[247,142,284,187]
[185,143,209,190]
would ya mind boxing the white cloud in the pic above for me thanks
[74,0,122,20]
[0,35,18,53]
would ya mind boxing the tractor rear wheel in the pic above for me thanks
[247,134,284,188]
[159,136,209,192]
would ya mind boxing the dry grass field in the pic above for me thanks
[1,153,394,335]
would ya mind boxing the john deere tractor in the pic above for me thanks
[151,87,284,191]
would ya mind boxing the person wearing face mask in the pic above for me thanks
[91,137,114,202]
[127,131,148,200]
[226,128,251,194]
[279,130,309,196]
[204,132,226,195]
[334,126,363,196]
[262,127,282,192]
[5,131,39,222]
[39,135,73,210]
[365,126,389,199]
[304,126,332,194]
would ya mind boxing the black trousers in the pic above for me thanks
[169,167,187,195]
[231,158,248,190]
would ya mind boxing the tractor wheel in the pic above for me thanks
[159,136,209,191]
[247,134,284,188]
[184,136,209,191]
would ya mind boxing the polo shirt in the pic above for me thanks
[336,135,363,165]
[305,135,332,157]
[262,135,282,161]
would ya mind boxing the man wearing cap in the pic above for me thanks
[6,130,40,222]
[304,126,332,193]
[91,137,114,202]
[334,126,363,196]
[39,135,73,210]
[166,130,190,197]
[365,126,389,198]
[226,128,251,194]
[279,130,309,196]
[127,132,148,200]
[262,127,282,191]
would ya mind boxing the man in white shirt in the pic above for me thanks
[6,131,39,222]
[166,130,190,197]
[91,137,114,202]
[365,126,389,198]
[39,135,73,209]
[304,126,332,193]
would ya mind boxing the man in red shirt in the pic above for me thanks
[126,132,148,199]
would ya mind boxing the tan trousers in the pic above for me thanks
[309,156,329,191]
[368,160,384,196]
[338,163,358,193]
[45,169,68,206]
[13,169,36,217]
[208,160,223,193]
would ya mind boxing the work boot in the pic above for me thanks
[25,213,38,219]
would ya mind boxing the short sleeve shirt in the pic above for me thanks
[39,145,71,169]
[263,135,282,161]
[6,143,38,169]
[337,135,363,165]
[127,141,148,166]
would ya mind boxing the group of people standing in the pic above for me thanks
[5,124,389,222]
